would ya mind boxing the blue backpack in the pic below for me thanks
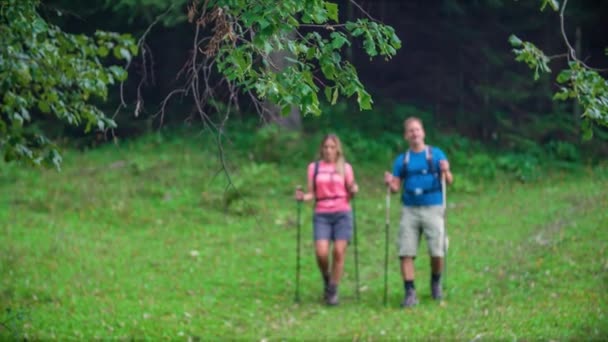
[399,146,441,196]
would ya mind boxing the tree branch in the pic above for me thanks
[559,0,576,61]
[349,0,377,22]
[299,24,347,29]
[559,0,608,73]
[111,3,174,136]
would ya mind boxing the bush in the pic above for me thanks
[544,140,580,162]
[497,153,540,182]
[250,124,308,164]
[223,162,288,214]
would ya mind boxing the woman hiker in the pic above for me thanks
[295,134,359,305]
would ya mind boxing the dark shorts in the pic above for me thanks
[313,211,353,242]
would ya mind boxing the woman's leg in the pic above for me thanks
[326,211,353,305]
[315,240,331,286]
[330,240,348,285]
[314,213,332,295]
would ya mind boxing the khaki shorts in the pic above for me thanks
[397,206,445,257]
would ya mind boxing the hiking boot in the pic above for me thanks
[431,281,443,300]
[401,289,418,308]
[325,284,339,306]
[326,291,339,306]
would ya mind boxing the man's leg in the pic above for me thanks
[430,256,443,299]
[431,257,443,276]
[423,206,445,300]
[398,207,420,307]
[401,256,416,281]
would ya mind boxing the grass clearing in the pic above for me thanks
[1,133,607,340]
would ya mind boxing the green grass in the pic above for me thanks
[1,132,607,340]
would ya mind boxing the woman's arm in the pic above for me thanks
[295,165,315,201]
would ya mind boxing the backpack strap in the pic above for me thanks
[426,146,436,175]
[401,150,409,178]
[313,160,320,202]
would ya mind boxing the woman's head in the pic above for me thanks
[318,134,346,175]
[319,134,342,162]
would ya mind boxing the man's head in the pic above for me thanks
[403,117,425,149]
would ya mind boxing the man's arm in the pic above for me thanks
[439,160,453,185]
[384,171,401,193]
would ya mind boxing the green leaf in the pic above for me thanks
[556,69,572,84]
[357,90,372,110]
[553,88,570,101]
[306,46,317,60]
[129,44,139,56]
[541,0,560,11]
[113,47,131,62]
[331,87,339,105]
[389,32,402,50]
[263,40,273,54]
[324,87,332,102]
[287,15,299,27]
[12,112,24,126]
[258,18,270,29]
[363,34,377,57]
[508,34,523,47]
[330,32,349,50]
[98,46,109,57]
[20,108,31,121]
[351,28,364,37]
[119,47,131,62]
[324,2,339,22]
[109,66,128,82]
[32,18,47,33]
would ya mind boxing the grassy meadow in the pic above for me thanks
[1,130,607,340]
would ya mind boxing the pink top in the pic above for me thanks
[307,161,355,213]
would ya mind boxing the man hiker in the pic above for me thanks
[383,117,453,307]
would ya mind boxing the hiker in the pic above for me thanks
[295,134,359,305]
[383,117,453,307]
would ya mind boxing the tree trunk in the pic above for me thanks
[262,32,302,131]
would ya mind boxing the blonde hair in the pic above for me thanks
[318,134,345,176]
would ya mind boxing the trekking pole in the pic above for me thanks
[295,186,303,303]
[352,197,360,301]
[441,173,448,295]
[383,186,390,306]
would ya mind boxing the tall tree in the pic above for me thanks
[0,0,136,168]
[1,0,400,167]
[107,0,401,132]
[510,0,608,139]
